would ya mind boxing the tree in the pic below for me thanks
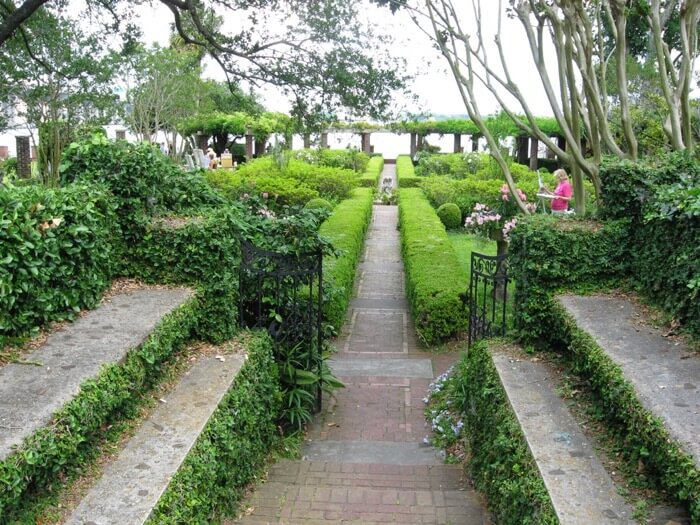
[1,0,410,121]
[413,0,700,215]
[0,7,121,185]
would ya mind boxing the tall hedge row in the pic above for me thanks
[599,153,700,338]
[320,188,374,331]
[0,183,120,339]
[508,214,630,344]
[398,188,467,345]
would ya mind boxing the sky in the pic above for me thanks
[134,1,558,120]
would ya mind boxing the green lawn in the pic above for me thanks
[447,231,497,276]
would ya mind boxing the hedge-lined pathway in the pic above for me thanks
[232,164,490,524]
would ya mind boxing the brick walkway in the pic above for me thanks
[232,165,490,524]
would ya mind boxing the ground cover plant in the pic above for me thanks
[398,188,467,345]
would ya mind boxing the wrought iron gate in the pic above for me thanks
[238,241,324,411]
[467,252,509,347]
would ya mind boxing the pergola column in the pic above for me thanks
[516,135,529,164]
[303,133,311,149]
[361,132,371,154]
[320,132,328,148]
[195,133,209,151]
[529,137,539,171]
[471,134,480,152]
[409,132,417,157]
[453,133,462,153]
[245,128,254,161]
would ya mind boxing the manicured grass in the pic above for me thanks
[447,232,496,276]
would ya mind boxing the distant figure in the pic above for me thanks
[160,142,168,155]
[208,150,218,169]
[540,168,572,214]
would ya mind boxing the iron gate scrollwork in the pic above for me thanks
[238,240,324,411]
[467,251,509,347]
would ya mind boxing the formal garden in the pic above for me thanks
[1,0,700,524]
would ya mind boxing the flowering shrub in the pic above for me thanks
[464,184,536,241]
[423,366,465,459]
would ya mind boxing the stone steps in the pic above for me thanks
[0,288,193,461]
[558,295,699,468]
[66,352,246,525]
[491,346,636,525]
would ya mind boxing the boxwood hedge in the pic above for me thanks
[359,156,385,187]
[320,188,374,331]
[396,155,421,188]
[398,188,467,345]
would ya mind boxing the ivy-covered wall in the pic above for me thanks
[508,215,630,345]
[599,153,700,338]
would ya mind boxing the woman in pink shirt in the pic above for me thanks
[543,169,572,214]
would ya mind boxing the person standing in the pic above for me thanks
[541,168,572,214]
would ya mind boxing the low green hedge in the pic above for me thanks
[550,303,700,522]
[147,331,281,524]
[320,188,374,331]
[458,342,557,524]
[398,188,467,345]
[359,156,384,187]
[0,183,120,340]
[508,215,630,344]
[0,296,201,520]
[396,155,421,188]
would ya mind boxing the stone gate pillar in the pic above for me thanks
[16,136,31,178]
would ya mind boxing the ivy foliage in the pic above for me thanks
[0,182,120,339]
[147,332,281,524]
[398,188,467,345]
[455,342,558,524]
[508,214,630,344]
[599,153,700,337]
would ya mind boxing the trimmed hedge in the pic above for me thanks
[508,214,630,344]
[398,188,467,345]
[458,342,557,524]
[359,156,385,187]
[396,155,421,187]
[147,332,282,524]
[0,183,120,339]
[0,296,201,520]
[320,188,374,331]
[548,302,700,522]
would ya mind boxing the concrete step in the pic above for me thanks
[66,352,246,525]
[492,346,636,525]
[0,287,193,461]
[232,459,488,525]
[558,295,700,468]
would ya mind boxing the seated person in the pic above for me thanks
[540,168,572,214]
[207,150,218,169]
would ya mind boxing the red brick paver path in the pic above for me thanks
[233,165,489,524]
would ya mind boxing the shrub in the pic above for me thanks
[436,203,462,229]
[319,188,374,331]
[305,198,333,212]
[396,155,421,187]
[399,188,468,345]
[0,183,120,339]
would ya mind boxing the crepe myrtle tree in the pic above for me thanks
[410,0,700,215]
[0,0,410,121]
